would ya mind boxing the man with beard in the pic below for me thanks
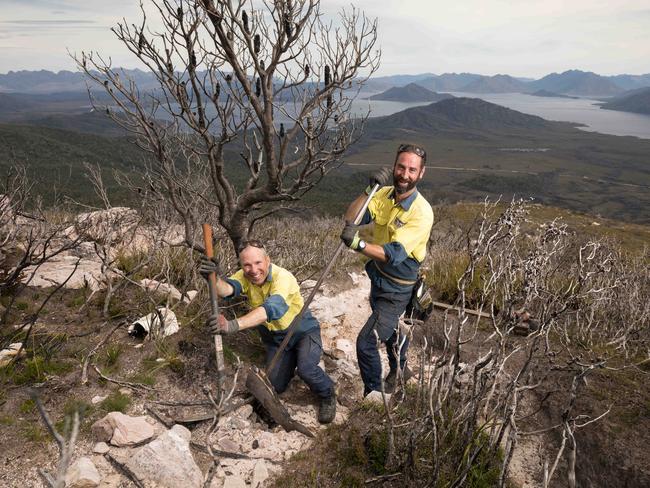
[340,144,433,398]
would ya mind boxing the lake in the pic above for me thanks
[351,92,650,139]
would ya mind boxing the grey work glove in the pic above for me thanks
[340,222,362,250]
[199,254,221,280]
[206,313,239,335]
[367,167,392,192]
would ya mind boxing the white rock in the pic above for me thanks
[91,395,107,405]
[67,207,139,244]
[251,461,269,488]
[139,279,183,302]
[65,456,101,488]
[117,424,202,488]
[93,442,110,454]
[300,279,318,290]
[20,255,105,291]
[223,476,246,488]
[183,290,199,304]
[91,412,155,447]
[364,390,391,406]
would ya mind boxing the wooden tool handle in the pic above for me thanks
[202,224,225,386]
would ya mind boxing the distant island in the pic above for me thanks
[367,83,455,102]
[600,87,650,115]
[530,90,578,99]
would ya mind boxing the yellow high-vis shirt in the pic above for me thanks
[227,264,308,333]
[366,187,434,264]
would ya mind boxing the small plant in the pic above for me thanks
[101,343,123,372]
[10,356,74,385]
[19,398,36,414]
[100,391,131,413]
[22,423,47,443]
[63,398,94,421]
[0,415,16,426]
[15,301,29,311]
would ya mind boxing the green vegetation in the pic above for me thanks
[22,423,47,443]
[100,391,131,413]
[18,398,36,414]
[101,343,123,373]
[3,355,74,385]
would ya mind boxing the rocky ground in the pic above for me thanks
[0,267,385,488]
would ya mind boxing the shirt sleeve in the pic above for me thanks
[382,241,409,266]
[225,270,248,299]
[262,294,290,321]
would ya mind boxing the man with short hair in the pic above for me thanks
[341,143,434,397]
[200,240,336,423]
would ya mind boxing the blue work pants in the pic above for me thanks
[356,287,412,395]
[265,328,334,399]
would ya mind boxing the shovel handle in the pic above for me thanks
[202,224,225,386]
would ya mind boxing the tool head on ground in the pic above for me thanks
[245,365,314,437]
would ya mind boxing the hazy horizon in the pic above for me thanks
[2,0,649,78]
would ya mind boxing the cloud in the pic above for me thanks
[0,20,97,25]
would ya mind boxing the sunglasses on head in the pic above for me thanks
[397,143,426,162]
[237,239,265,254]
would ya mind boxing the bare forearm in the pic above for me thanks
[235,306,268,330]
[215,276,235,298]
[360,242,387,263]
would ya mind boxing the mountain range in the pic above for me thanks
[3,69,650,98]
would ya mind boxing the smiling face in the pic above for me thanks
[393,151,425,195]
[239,245,271,286]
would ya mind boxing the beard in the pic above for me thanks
[393,175,418,194]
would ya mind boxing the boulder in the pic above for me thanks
[21,255,105,291]
[139,279,183,302]
[66,207,139,244]
[91,412,155,447]
[65,456,101,488]
[115,424,202,488]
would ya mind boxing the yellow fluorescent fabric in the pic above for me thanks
[367,187,434,263]
[229,264,304,332]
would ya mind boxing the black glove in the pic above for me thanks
[368,167,392,190]
[340,222,361,250]
[199,254,220,280]
[206,313,239,335]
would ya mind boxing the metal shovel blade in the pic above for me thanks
[245,366,314,438]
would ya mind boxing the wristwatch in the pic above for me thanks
[357,239,367,251]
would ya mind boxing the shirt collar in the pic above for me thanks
[390,188,419,210]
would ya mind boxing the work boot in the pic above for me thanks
[384,366,414,393]
[318,391,337,424]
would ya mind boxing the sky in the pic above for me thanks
[1,0,649,78]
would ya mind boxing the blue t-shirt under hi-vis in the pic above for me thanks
[225,264,318,346]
